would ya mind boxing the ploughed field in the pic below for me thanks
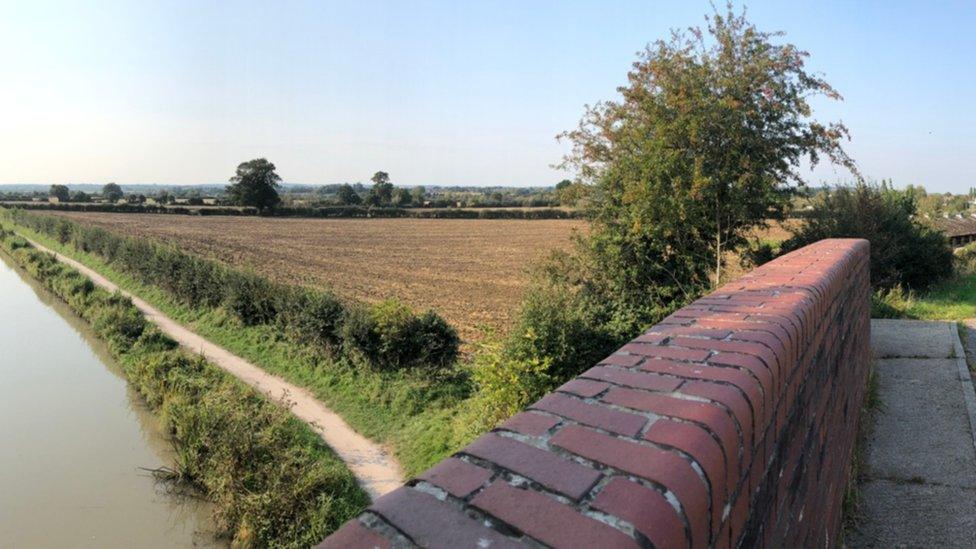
[45,211,585,341]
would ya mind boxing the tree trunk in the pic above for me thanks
[715,205,722,288]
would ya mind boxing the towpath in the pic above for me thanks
[23,236,405,500]
[849,319,976,547]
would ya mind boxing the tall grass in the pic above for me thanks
[0,226,367,547]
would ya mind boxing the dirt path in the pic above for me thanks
[23,237,404,500]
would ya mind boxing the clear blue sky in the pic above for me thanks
[2,1,974,191]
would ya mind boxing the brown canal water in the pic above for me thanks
[0,253,224,547]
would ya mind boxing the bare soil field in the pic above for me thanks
[45,212,585,341]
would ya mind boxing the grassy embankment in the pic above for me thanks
[0,208,477,477]
[0,225,367,547]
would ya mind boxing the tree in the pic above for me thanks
[366,171,394,206]
[49,184,69,202]
[102,182,124,202]
[557,7,857,326]
[335,183,361,205]
[70,190,91,203]
[394,188,412,206]
[411,185,426,206]
[226,158,282,210]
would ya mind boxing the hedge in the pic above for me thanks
[2,207,458,374]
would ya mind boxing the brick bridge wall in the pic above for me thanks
[321,238,872,548]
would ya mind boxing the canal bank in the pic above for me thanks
[0,228,368,546]
[0,250,221,547]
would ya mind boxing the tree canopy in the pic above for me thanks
[102,182,123,202]
[226,158,282,210]
[553,6,857,337]
[366,171,394,206]
[49,184,69,202]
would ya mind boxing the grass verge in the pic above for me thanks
[0,226,368,546]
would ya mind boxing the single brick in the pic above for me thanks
[557,378,611,398]
[316,520,391,549]
[471,481,638,548]
[580,366,683,393]
[498,411,560,437]
[645,418,731,498]
[418,457,492,499]
[599,352,644,368]
[369,487,521,548]
[463,433,601,500]
[620,343,712,363]
[592,477,687,549]
[550,425,710,541]
[531,392,647,437]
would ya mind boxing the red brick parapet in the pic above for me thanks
[320,239,871,548]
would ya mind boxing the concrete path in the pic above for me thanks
[22,237,405,499]
[849,319,976,547]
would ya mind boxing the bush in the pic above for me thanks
[955,242,976,276]
[782,183,953,291]
[223,270,280,326]
[277,288,345,350]
[342,299,459,372]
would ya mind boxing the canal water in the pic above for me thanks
[0,253,222,547]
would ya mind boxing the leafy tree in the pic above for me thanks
[70,190,91,203]
[335,183,361,205]
[49,184,69,202]
[366,171,394,206]
[553,6,857,336]
[782,183,952,290]
[102,182,124,202]
[411,185,426,206]
[394,188,412,206]
[226,158,282,210]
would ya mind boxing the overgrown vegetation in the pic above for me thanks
[4,207,458,372]
[459,6,860,430]
[0,226,367,547]
[1,207,475,476]
[783,182,953,291]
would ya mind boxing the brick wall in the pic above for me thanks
[320,238,872,548]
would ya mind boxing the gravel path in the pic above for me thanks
[24,236,404,500]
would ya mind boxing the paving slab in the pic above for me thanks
[870,318,957,359]
[849,320,976,548]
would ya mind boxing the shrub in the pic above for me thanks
[223,270,280,325]
[342,299,459,372]
[462,336,553,435]
[955,242,976,276]
[504,281,617,383]
[277,287,345,350]
[782,183,953,291]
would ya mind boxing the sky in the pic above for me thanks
[1,1,975,191]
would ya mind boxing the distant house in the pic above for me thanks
[202,197,218,205]
[47,196,60,203]
[173,198,190,205]
[930,215,976,247]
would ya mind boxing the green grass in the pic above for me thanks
[872,274,976,321]
[5,217,476,476]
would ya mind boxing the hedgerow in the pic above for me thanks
[4,208,457,373]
